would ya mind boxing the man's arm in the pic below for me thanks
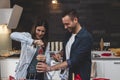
[36,61,68,72]
[52,50,63,62]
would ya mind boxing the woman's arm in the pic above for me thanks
[10,32,44,46]
[10,32,34,45]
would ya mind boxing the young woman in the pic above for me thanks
[10,18,49,80]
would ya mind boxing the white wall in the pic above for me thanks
[0,25,12,51]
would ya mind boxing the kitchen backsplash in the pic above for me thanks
[0,25,12,51]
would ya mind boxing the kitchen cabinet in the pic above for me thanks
[1,57,120,80]
[92,60,105,77]
[104,60,120,80]
[0,58,61,80]
[0,58,19,80]
[93,60,120,80]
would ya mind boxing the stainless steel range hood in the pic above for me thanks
[0,4,23,50]
[0,4,23,29]
[0,9,12,25]
[0,0,10,8]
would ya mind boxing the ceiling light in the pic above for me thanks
[52,0,58,4]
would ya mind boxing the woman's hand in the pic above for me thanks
[33,40,44,47]
[36,54,46,62]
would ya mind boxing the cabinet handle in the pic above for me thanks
[114,62,120,64]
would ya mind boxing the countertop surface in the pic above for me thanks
[1,51,120,60]
[0,56,19,60]
[1,56,120,60]
[92,51,120,60]
[92,57,120,60]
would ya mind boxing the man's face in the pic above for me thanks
[62,15,77,32]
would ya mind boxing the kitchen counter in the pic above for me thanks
[0,58,19,79]
[0,57,19,60]
[1,57,120,60]
[0,54,20,59]
[1,51,120,60]
[1,51,120,80]
[92,51,120,60]
[0,50,20,59]
[92,57,120,60]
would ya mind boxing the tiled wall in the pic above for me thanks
[11,0,120,49]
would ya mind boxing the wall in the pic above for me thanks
[10,0,120,49]
[0,25,12,51]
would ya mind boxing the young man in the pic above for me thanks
[36,9,93,80]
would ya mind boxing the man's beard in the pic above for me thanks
[68,26,76,33]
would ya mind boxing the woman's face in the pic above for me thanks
[35,26,46,39]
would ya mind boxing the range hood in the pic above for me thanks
[0,0,10,8]
[0,3,23,50]
[0,4,23,29]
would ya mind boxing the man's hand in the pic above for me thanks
[52,53,62,62]
[36,62,49,73]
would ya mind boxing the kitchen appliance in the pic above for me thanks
[0,4,23,29]
[0,0,10,8]
[0,4,23,50]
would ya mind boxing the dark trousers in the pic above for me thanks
[26,72,44,80]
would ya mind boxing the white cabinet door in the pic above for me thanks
[93,60,120,80]
[95,60,105,77]
[104,60,120,80]
[0,58,19,79]
[0,59,8,78]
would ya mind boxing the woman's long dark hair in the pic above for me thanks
[31,17,48,50]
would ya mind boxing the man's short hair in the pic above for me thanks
[62,9,79,20]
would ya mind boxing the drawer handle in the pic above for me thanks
[114,62,120,64]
